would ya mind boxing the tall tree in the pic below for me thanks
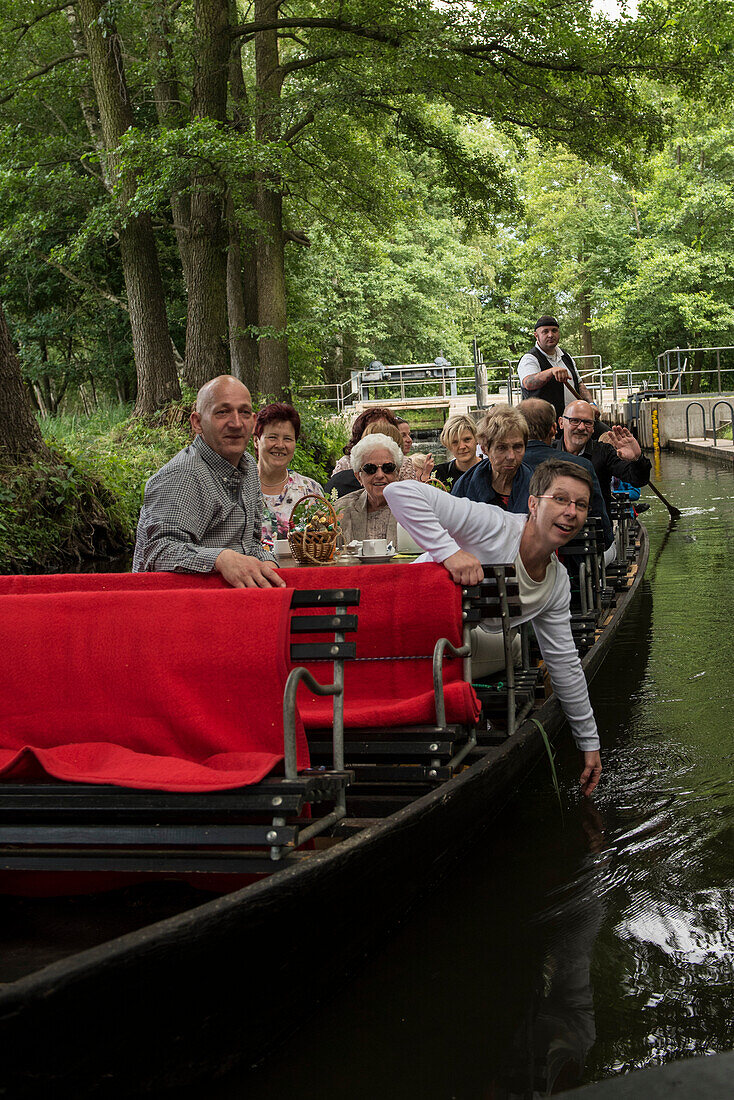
[76,0,180,414]
[182,0,231,388]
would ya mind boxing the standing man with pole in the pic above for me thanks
[517,316,598,421]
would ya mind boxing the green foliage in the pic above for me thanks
[0,396,348,571]
[287,397,347,483]
[0,446,130,573]
[41,405,191,521]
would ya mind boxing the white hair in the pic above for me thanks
[350,433,404,473]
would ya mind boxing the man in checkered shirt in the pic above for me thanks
[132,376,284,588]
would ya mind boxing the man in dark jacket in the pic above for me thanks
[556,400,651,518]
[518,316,598,420]
[518,399,614,551]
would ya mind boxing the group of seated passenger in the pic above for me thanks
[133,374,652,798]
[254,393,650,556]
[254,403,435,547]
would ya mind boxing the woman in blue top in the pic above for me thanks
[451,404,532,511]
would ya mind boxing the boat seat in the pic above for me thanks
[307,564,522,784]
[0,581,360,880]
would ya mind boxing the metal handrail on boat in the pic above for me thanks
[433,564,519,738]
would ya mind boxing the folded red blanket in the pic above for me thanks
[0,587,307,791]
[281,563,481,729]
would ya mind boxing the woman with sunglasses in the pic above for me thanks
[337,432,403,544]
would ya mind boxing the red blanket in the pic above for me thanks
[0,586,307,791]
[281,563,481,729]
[0,563,479,774]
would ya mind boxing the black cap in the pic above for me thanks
[535,315,559,330]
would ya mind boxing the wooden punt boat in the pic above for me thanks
[0,512,648,1099]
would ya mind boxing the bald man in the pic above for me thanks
[133,375,283,588]
[556,400,651,518]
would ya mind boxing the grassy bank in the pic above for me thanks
[0,399,346,574]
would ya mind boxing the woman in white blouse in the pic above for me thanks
[385,457,603,797]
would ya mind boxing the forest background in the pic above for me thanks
[0,0,732,570]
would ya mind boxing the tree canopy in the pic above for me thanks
[0,0,707,420]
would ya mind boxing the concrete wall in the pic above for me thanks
[628,395,734,447]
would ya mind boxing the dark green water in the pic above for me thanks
[219,452,734,1098]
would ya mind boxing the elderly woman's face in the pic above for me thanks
[487,432,525,477]
[357,446,399,509]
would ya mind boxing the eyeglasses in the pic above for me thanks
[563,416,594,429]
[361,462,397,475]
[537,493,589,512]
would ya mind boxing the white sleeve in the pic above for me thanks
[384,481,509,563]
[517,352,541,385]
[532,575,599,751]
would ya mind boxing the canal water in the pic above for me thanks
[215,451,734,1098]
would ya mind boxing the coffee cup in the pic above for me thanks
[362,538,387,557]
[274,539,292,557]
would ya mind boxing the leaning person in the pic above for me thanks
[253,402,323,549]
[133,375,283,588]
[338,432,403,545]
[385,458,604,796]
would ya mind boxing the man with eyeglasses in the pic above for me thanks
[386,458,604,796]
[556,400,651,518]
[518,316,598,421]
[518,398,615,560]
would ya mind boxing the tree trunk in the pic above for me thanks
[227,9,260,393]
[688,348,703,394]
[227,196,261,393]
[0,301,50,463]
[254,0,290,398]
[578,284,594,377]
[76,0,180,416]
[182,0,231,389]
[146,0,194,295]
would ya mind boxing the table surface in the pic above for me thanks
[275,553,419,568]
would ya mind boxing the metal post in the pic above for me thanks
[717,349,722,393]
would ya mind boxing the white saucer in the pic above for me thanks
[358,550,397,564]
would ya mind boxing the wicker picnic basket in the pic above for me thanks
[287,494,341,565]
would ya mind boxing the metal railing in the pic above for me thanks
[711,400,734,446]
[300,362,509,410]
[685,401,707,441]
[656,345,734,394]
[299,345,734,416]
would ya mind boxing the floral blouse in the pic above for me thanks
[260,469,324,548]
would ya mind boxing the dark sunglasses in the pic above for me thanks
[361,462,397,475]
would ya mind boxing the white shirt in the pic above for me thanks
[517,344,579,407]
[384,481,599,752]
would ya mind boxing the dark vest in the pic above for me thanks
[520,346,580,419]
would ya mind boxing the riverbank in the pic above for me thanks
[667,437,734,466]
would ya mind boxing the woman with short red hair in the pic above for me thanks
[253,403,323,548]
